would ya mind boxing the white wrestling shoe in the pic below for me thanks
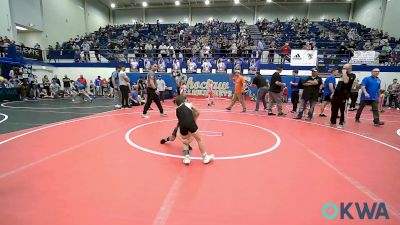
[202,153,214,164]
[183,155,191,165]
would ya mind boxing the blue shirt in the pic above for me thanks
[291,76,301,91]
[323,75,336,96]
[131,91,139,100]
[95,79,101,86]
[361,76,381,101]
[111,71,119,86]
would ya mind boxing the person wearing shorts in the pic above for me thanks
[174,95,214,165]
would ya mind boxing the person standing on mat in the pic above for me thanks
[119,66,131,108]
[142,63,167,118]
[294,68,322,121]
[355,68,384,126]
[268,66,286,116]
[112,66,122,109]
[289,70,301,113]
[329,64,356,128]
[319,69,338,117]
[252,71,269,112]
[349,78,360,111]
[226,70,246,112]
[387,78,400,110]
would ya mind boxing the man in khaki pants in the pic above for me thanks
[226,71,247,112]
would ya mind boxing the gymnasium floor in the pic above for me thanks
[0,97,399,225]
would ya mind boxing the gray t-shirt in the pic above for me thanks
[147,70,156,90]
[119,72,129,86]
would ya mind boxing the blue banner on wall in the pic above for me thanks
[126,73,305,98]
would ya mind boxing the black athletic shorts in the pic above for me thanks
[323,95,332,102]
[179,123,198,136]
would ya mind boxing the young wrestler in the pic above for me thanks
[207,80,215,106]
[174,95,214,165]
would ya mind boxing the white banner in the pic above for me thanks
[290,50,318,66]
[349,51,377,64]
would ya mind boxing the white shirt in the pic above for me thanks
[156,79,166,91]
[119,71,129,86]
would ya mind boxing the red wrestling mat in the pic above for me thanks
[0,99,399,225]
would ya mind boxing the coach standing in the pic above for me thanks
[252,71,269,111]
[111,66,122,109]
[226,70,246,112]
[329,64,356,128]
[294,68,322,121]
[268,66,286,116]
[142,63,167,118]
[355,68,384,126]
[289,70,301,113]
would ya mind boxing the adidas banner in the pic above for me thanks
[290,50,317,66]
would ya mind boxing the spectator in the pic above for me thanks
[42,75,51,96]
[279,43,291,64]
[82,41,91,62]
[387,78,399,110]
[95,76,101,96]
[156,75,166,103]
[50,79,61,98]
[77,75,87,88]
[34,43,41,49]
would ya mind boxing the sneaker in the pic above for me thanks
[183,155,191,165]
[374,121,385,126]
[202,154,214,164]
[355,118,361,123]
[305,117,312,121]
[388,107,391,109]
[241,109,247,113]
[226,107,231,111]
[254,109,259,112]
[141,114,150,118]
[114,104,122,109]
[268,112,276,116]
[337,124,344,129]
[293,116,302,120]
[160,138,167,144]
[319,114,327,117]
[160,113,168,117]
[290,110,296,113]
[278,112,286,117]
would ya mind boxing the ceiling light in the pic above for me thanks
[142,2,148,7]
[175,1,180,6]
[110,3,116,8]
[16,25,27,31]
[266,0,272,3]
[205,0,210,5]
[306,0,311,2]
[234,0,240,4]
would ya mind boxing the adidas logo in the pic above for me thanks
[294,54,301,58]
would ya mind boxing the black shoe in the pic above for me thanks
[268,112,276,116]
[374,121,384,126]
[226,107,231,111]
[319,114,327,117]
[160,138,167,144]
[293,116,302,120]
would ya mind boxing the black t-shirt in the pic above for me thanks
[302,76,323,101]
[333,73,356,99]
[270,72,282,93]
[176,103,197,130]
[252,75,268,89]
[63,78,71,88]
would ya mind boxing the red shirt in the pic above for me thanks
[280,45,291,55]
[77,77,87,86]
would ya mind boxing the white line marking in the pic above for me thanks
[152,171,184,225]
[0,128,122,179]
[125,119,281,160]
[292,137,400,220]
[0,108,98,115]
[1,102,112,110]
[202,109,400,152]
[0,113,8,124]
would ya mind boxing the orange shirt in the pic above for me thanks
[233,75,245,94]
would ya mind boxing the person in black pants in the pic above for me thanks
[330,64,356,128]
[118,66,131,108]
[289,70,301,113]
[142,63,167,118]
